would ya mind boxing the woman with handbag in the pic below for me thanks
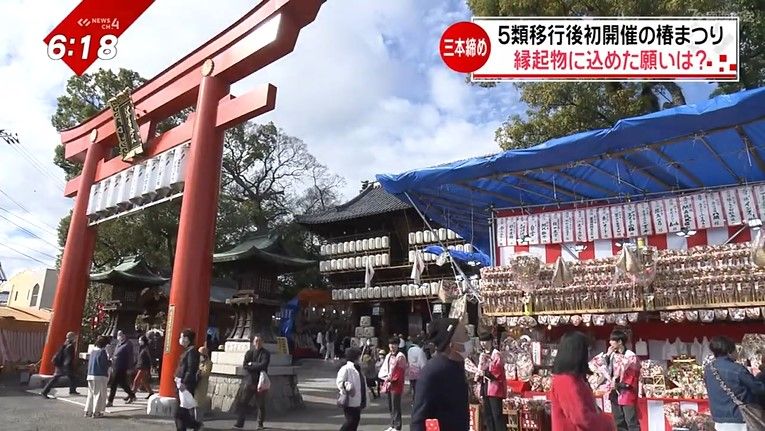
[703,336,765,431]
[336,347,366,431]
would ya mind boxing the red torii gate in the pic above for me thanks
[40,0,324,398]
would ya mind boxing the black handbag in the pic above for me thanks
[709,363,765,430]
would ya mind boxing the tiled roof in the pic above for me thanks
[90,256,169,286]
[212,232,315,271]
[296,184,411,225]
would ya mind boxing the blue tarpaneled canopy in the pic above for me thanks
[377,87,765,254]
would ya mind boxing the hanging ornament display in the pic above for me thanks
[510,253,542,293]
[550,256,573,287]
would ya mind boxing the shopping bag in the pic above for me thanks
[257,371,271,392]
[178,388,198,409]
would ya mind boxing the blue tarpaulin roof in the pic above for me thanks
[377,87,765,254]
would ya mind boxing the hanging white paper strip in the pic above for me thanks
[527,214,540,244]
[562,210,575,243]
[550,211,563,243]
[610,205,625,238]
[678,195,696,230]
[507,217,517,246]
[585,208,599,241]
[539,213,551,244]
[664,198,681,233]
[708,191,726,228]
[754,184,765,221]
[598,207,613,239]
[517,216,529,242]
[693,193,711,229]
[720,188,742,225]
[574,209,587,242]
[637,202,654,236]
[496,217,507,247]
[737,186,758,222]
[650,200,668,234]
[624,204,639,238]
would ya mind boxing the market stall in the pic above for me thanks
[377,87,765,431]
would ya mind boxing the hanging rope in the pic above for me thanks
[404,192,480,302]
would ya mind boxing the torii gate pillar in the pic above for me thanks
[35,0,325,407]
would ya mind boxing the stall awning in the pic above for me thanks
[377,87,765,253]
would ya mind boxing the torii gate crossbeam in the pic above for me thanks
[39,0,324,401]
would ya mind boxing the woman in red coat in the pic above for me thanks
[550,331,615,431]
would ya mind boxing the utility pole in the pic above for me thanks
[0,261,7,282]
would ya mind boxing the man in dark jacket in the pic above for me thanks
[234,334,271,430]
[107,330,137,406]
[41,331,79,398]
[174,328,201,431]
[411,317,470,431]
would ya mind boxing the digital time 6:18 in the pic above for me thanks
[47,34,118,61]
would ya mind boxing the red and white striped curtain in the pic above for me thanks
[498,225,750,265]
[0,329,47,365]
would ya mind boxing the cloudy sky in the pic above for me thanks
[0,0,716,279]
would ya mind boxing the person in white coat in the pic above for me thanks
[336,347,367,431]
[407,337,428,398]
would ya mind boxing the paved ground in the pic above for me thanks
[0,360,412,431]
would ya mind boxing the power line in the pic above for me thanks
[0,186,63,233]
[0,243,53,266]
[0,213,61,250]
[0,240,58,261]
[0,206,59,236]
[4,142,66,191]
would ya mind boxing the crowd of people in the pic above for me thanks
[40,323,765,431]
[40,329,269,431]
[551,330,765,431]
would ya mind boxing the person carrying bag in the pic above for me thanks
[703,336,765,431]
[336,347,366,431]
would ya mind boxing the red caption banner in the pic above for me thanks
[44,0,155,76]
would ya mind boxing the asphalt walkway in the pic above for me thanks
[0,360,412,431]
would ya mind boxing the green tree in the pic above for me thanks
[466,0,765,149]
[52,68,342,293]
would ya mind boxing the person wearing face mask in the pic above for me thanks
[107,330,136,407]
[131,335,153,399]
[411,316,470,431]
[476,331,507,431]
[174,329,202,431]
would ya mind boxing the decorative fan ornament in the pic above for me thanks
[550,256,573,287]
[510,253,541,293]
[751,230,765,268]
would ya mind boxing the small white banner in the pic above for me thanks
[470,17,739,82]
[539,213,551,244]
[611,205,625,238]
[496,217,507,247]
[637,202,653,236]
[550,211,563,243]
[651,200,668,234]
[693,193,711,229]
[708,191,726,227]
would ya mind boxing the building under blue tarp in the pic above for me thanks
[376,87,765,255]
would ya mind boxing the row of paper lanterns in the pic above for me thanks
[331,282,441,301]
[86,143,190,219]
[408,244,474,263]
[408,228,461,245]
[320,236,390,256]
[320,253,390,272]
